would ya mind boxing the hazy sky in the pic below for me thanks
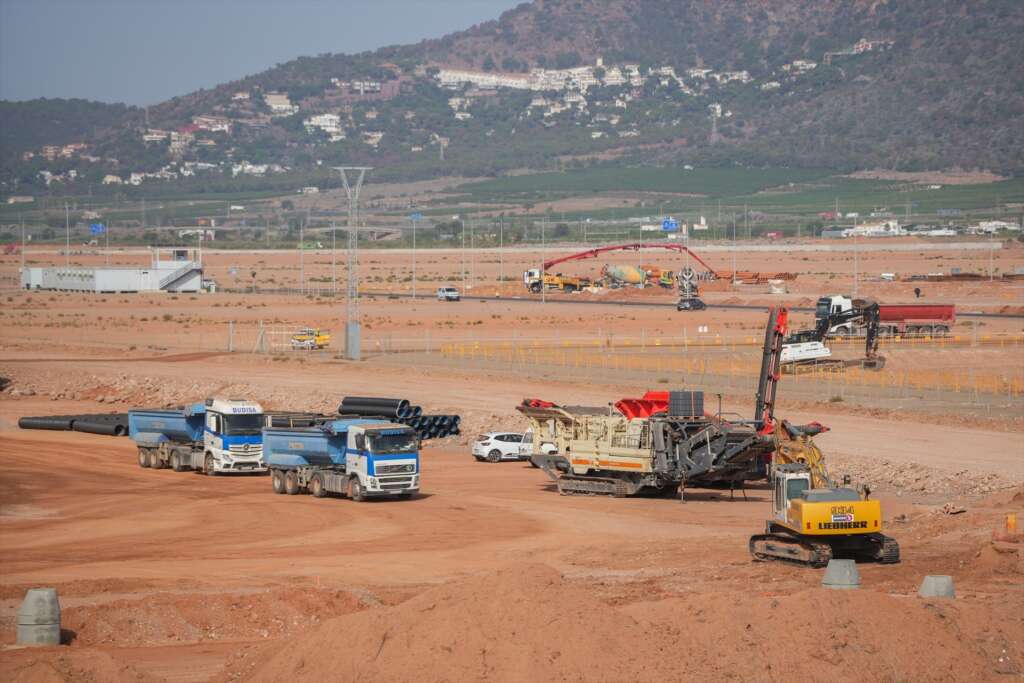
[0,0,520,106]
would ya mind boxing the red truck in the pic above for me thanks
[818,296,956,336]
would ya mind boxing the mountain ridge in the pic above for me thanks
[2,0,1021,197]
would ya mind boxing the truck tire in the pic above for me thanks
[137,448,151,468]
[205,455,217,477]
[348,477,364,502]
[310,473,327,498]
[171,451,189,472]
[530,281,542,293]
[271,470,286,494]
[285,470,301,495]
[487,449,502,463]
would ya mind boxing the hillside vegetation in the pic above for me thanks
[2,0,1021,199]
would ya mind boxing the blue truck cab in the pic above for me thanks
[264,418,419,500]
[128,397,266,474]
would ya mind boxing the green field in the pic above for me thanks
[458,167,834,198]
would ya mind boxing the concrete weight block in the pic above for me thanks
[16,588,61,646]
[821,559,860,590]
[918,575,955,598]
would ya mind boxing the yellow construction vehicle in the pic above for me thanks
[290,327,331,350]
[749,420,899,567]
[523,268,591,293]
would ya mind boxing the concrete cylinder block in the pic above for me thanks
[821,559,861,590]
[918,575,955,599]
[16,588,61,646]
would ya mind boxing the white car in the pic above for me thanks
[437,286,460,301]
[473,432,528,462]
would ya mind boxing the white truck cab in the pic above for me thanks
[344,421,420,499]
[203,398,266,474]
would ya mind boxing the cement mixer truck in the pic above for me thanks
[128,398,266,474]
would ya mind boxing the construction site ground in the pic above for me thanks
[1,239,1022,682]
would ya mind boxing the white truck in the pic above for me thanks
[264,418,420,500]
[128,398,267,475]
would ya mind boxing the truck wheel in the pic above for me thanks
[205,455,217,477]
[530,281,542,293]
[284,470,300,495]
[271,470,286,494]
[138,448,151,468]
[310,473,327,498]
[348,477,364,502]
[487,449,502,463]
[170,452,181,472]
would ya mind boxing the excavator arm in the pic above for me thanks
[772,421,833,489]
[787,298,882,362]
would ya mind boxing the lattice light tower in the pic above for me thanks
[334,166,372,360]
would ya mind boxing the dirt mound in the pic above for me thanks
[623,589,1021,680]
[0,648,161,683]
[235,563,661,683]
[233,563,1020,682]
[63,587,365,647]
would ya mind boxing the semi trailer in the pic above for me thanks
[128,398,266,474]
[265,418,419,500]
[816,295,955,337]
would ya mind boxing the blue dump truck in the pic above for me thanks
[128,398,266,475]
[264,418,419,500]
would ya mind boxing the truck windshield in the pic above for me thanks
[223,413,263,435]
[815,299,831,319]
[368,431,417,454]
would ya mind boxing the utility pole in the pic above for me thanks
[64,202,70,267]
[411,212,418,300]
[461,218,466,291]
[541,216,546,304]
[331,220,337,294]
[20,215,26,272]
[299,216,305,294]
[731,214,737,286]
[498,217,503,284]
[470,216,475,289]
[334,166,371,361]
[853,231,859,296]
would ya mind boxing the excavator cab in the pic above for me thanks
[771,464,811,524]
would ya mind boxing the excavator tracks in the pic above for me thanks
[878,535,901,564]
[556,475,640,497]
[749,533,834,568]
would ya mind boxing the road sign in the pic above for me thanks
[661,218,679,232]
[410,212,423,221]
[90,223,105,234]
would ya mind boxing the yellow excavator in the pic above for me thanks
[749,420,900,567]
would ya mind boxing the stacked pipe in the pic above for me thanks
[338,397,414,420]
[18,413,129,437]
[399,414,461,440]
